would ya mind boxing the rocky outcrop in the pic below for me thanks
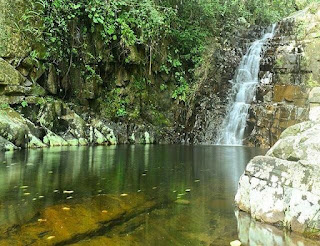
[236,120,320,239]
[184,27,266,144]
[246,4,320,148]
[0,103,173,150]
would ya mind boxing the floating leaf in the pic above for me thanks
[63,190,74,194]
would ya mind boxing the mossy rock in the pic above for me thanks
[0,0,31,58]
[0,58,25,86]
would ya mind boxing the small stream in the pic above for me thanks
[0,145,319,245]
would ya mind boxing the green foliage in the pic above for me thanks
[104,88,129,120]
[21,101,28,108]
[22,0,318,122]
[0,103,9,110]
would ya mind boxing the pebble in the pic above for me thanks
[230,240,241,246]
[120,193,128,197]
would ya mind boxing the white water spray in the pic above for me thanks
[216,25,276,146]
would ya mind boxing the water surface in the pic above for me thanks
[0,145,318,245]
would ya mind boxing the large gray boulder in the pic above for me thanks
[267,121,320,165]
[235,121,320,238]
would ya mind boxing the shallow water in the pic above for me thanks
[0,145,319,245]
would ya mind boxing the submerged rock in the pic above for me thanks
[236,210,320,246]
[0,194,158,245]
[174,199,190,205]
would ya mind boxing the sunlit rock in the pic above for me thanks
[230,240,241,246]
[236,144,320,238]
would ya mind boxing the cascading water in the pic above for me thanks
[216,24,277,146]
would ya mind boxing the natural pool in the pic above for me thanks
[0,145,319,245]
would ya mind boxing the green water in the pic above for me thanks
[0,145,319,245]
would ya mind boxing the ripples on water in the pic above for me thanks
[0,145,318,245]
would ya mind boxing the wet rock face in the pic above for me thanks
[184,27,263,144]
[245,19,312,148]
[246,4,320,148]
[236,121,320,238]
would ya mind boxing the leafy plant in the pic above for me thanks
[21,101,28,108]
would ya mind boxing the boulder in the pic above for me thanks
[43,130,69,147]
[91,119,117,145]
[236,120,320,238]
[0,108,46,148]
[0,136,18,151]
[0,58,25,86]
[267,121,320,164]
[236,155,320,237]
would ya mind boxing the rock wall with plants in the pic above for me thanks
[0,0,311,150]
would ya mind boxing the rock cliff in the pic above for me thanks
[246,4,320,148]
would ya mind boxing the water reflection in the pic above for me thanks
[0,145,267,244]
[236,210,320,246]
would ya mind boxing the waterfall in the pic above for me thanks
[216,25,277,146]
